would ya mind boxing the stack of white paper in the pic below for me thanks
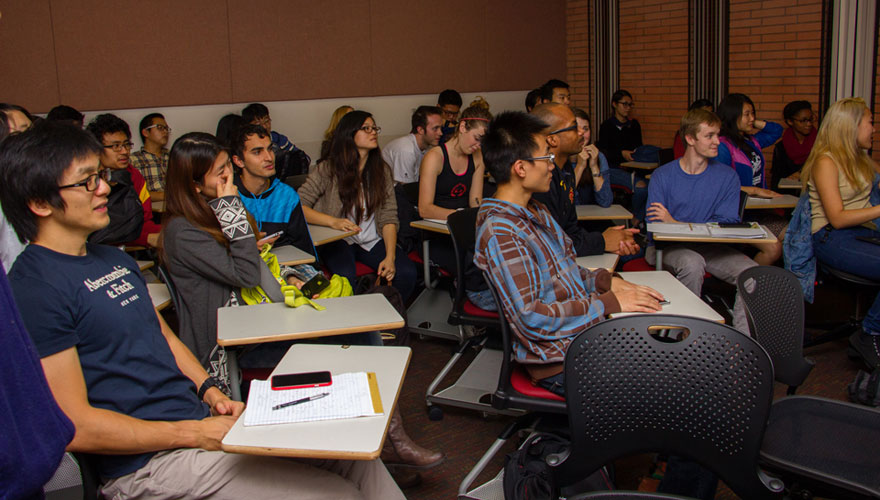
[707,223,767,239]
[243,372,382,427]
[647,223,710,236]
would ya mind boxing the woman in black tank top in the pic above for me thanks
[418,102,491,220]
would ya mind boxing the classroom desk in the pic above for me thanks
[777,178,802,191]
[136,260,154,271]
[217,294,405,401]
[272,245,316,266]
[614,271,724,322]
[148,282,171,311]
[408,219,459,341]
[651,224,778,271]
[222,344,411,459]
[575,253,620,271]
[576,204,633,221]
[308,224,358,246]
[620,161,659,170]
[152,200,165,213]
[744,194,799,210]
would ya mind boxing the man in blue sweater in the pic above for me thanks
[231,124,317,259]
[646,108,757,334]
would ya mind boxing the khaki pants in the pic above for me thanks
[101,449,405,500]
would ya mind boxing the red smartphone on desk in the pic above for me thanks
[271,371,333,391]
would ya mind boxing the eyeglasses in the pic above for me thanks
[359,125,382,134]
[523,153,556,164]
[144,124,172,133]
[58,168,111,192]
[792,116,815,124]
[617,101,635,108]
[549,124,578,135]
[103,141,134,152]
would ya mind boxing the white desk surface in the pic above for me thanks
[308,224,358,246]
[217,293,405,346]
[620,161,659,170]
[222,344,411,459]
[614,271,724,323]
[272,245,315,266]
[745,194,799,209]
[777,178,802,191]
[410,219,450,235]
[136,260,154,271]
[148,282,171,311]
[576,253,620,271]
[652,224,778,244]
[576,204,634,221]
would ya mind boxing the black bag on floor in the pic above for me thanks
[503,432,614,500]
[848,368,880,407]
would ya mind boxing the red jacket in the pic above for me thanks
[126,165,161,247]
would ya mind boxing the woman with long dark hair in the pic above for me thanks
[716,93,785,265]
[160,133,265,371]
[299,110,417,300]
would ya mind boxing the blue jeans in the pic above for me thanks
[812,225,880,334]
[608,167,648,222]
[319,239,417,301]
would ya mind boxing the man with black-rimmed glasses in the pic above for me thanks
[530,103,639,257]
[131,112,171,200]
[85,114,160,247]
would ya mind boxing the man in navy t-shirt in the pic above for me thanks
[645,108,758,334]
[0,121,402,500]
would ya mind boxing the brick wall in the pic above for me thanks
[727,0,824,174]
[566,0,591,110]
[617,0,690,148]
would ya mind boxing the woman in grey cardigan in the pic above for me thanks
[298,110,417,300]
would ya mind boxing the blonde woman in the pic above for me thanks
[319,105,353,161]
[802,97,880,368]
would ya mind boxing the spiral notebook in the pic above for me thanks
[242,372,383,427]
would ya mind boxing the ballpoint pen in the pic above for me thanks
[273,392,329,411]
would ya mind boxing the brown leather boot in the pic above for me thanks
[380,409,445,469]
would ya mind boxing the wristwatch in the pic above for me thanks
[198,377,221,401]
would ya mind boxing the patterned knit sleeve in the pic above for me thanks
[208,196,254,241]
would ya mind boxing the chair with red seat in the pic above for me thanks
[445,208,500,332]
[424,208,503,420]
[458,271,568,498]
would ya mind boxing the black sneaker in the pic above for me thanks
[849,329,880,370]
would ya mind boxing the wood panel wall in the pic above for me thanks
[0,0,565,113]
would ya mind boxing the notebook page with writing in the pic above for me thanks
[647,222,710,236]
[243,372,382,427]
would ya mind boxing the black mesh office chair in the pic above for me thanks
[738,266,880,499]
[554,314,783,499]
[737,266,814,394]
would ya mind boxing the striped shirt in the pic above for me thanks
[474,198,619,379]
[130,148,169,192]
